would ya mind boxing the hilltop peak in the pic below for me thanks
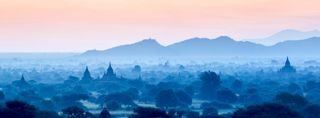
[134,38,162,46]
[214,36,234,41]
[140,38,158,42]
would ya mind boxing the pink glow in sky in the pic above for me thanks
[0,0,319,52]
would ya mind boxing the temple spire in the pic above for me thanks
[81,66,93,82]
[285,56,291,66]
[21,75,25,82]
[108,62,112,68]
[107,62,114,74]
[102,62,116,80]
[85,66,90,73]
[279,57,296,74]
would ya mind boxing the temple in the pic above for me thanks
[102,62,116,80]
[279,57,296,74]
[12,75,30,88]
[81,66,93,82]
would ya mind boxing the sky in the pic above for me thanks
[0,0,319,52]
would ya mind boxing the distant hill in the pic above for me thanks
[83,39,174,57]
[82,36,320,57]
[249,29,320,46]
[166,36,265,56]
[269,37,320,56]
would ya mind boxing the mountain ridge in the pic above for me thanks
[82,36,320,57]
[249,29,320,46]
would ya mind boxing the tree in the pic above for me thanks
[238,88,262,106]
[238,94,262,106]
[302,104,320,118]
[62,106,85,118]
[35,110,60,118]
[1,100,37,118]
[155,89,180,109]
[200,115,224,118]
[273,92,308,109]
[175,90,192,107]
[123,88,139,100]
[132,65,142,73]
[200,71,221,100]
[130,107,170,118]
[216,88,237,103]
[202,107,218,116]
[99,108,111,118]
[232,103,302,118]
[105,101,121,110]
[186,111,200,118]
[104,92,136,106]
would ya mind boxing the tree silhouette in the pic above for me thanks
[273,92,308,109]
[302,104,320,118]
[104,92,136,106]
[105,100,121,110]
[199,71,221,100]
[130,107,170,118]
[216,88,237,103]
[202,107,218,116]
[232,103,302,118]
[155,89,180,109]
[35,110,60,118]
[1,100,37,118]
[175,90,192,107]
[62,106,85,118]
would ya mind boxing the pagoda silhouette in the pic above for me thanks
[80,66,93,83]
[279,57,296,74]
[101,62,116,80]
